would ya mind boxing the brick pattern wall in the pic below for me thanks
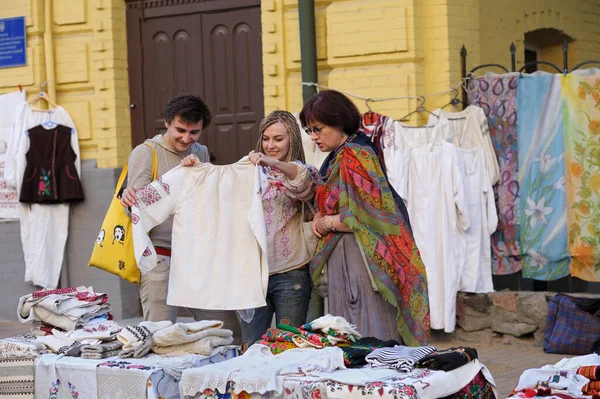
[0,0,131,169]
[262,0,600,119]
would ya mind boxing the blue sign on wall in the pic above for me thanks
[0,17,26,69]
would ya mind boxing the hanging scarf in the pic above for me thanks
[310,132,430,346]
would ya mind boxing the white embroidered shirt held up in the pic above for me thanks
[131,157,269,311]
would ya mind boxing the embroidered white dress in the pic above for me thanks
[131,158,269,311]
[4,104,80,289]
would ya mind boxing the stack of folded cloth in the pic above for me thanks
[18,286,111,332]
[80,340,124,359]
[117,320,173,359]
[366,345,437,372]
[37,318,124,359]
[151,320,234,356]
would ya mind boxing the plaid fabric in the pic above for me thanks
[544,294,600,355]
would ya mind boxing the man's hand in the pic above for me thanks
[120,187,138,208]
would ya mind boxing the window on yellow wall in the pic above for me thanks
[524,28,575,73]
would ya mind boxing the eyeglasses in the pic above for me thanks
[304,125,325,136]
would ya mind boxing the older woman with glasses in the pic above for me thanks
[301,90,430,346]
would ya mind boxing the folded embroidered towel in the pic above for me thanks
[117,320,172,348]
[119,337,154,359]
[81,340,123,354]
[82,349,122,360]
[152,321,225,346]
[151,333,233,356]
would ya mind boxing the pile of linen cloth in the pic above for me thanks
[116,320,234,358]
[18,286,111,333]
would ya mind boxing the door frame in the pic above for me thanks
[125,0,262,147]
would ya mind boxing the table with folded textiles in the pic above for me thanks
[180,316,497,399]
[33,346,238,399]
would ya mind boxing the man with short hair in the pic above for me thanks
[121,94,241,341]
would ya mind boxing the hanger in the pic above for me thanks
[365,98,374,113]
[397,96,439,122]
[441,88,468,110]
[27,81,58,109]
[362,98,378,125]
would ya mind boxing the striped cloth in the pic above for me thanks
[0,357,35,398]
[366,345,437,372]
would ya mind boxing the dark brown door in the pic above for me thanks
[141,14,204,136]
[126,1,264,164]
[200,8,264,165]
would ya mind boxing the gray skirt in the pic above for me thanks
[327,233,401,342]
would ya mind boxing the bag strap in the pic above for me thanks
[114,163,129,196]
[113,143,159,196]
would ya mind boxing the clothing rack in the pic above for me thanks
[459,42,600,293]
[460,41,600,106]
[301,79,468,109]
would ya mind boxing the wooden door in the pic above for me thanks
[200,7,264,164]
[126,1,264,164]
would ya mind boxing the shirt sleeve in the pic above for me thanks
[193,144,211,163]
[450,146,470,232]
[483,167,499,235]
[478,109,500,186]
[131,165,190,274]
[280,162,320,202]
[4,103,26,188]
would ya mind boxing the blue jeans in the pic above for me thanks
[241,266,312,344]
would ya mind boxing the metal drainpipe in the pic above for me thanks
[45,0,69,288]
[44,0,57,104]
[298,0,318,104]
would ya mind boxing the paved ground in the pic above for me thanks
[1,319,569,398]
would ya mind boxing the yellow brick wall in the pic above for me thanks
[262,0,424,122]
[263,0,600,121]
[449,0,600,86]
[0,0,131,168]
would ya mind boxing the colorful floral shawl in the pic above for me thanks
[310,133,430,346]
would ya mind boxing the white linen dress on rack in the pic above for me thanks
[4,104,80,289]
[384,118,469,332]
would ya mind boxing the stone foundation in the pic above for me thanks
[452,291,600,346]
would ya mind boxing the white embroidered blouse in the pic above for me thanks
[259,162,319,275]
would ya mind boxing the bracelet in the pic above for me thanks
[321,216,329,233]
[329,215,336,232]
